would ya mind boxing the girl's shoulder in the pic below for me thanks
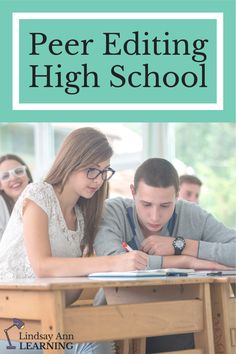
[22,181,54,198]
[19,182,57,212]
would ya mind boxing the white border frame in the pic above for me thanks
[12,12,223,111]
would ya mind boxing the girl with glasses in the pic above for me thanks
[0,154,33,240]
[0,127,148,354]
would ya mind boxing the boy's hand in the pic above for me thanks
[141,235,199,258]
[141,235,174,256]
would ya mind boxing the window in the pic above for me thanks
[1,122,234,228]
[0,123,35,174]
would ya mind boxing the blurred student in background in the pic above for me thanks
[0,154,33,239]
[178,174,202,204]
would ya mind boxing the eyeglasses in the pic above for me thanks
[0,166,27,181]
[86,167,115,181]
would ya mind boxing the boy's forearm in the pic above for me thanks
[182,239,199,257]
[162,255,193,269]
[162,255,233,270]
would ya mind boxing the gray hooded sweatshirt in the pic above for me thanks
[94,198,236,268]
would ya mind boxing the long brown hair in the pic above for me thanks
[0,154,33,214]
[45,127,113,255]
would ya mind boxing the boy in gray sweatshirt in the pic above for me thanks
[95,158,236,269]
[94,158,236,353]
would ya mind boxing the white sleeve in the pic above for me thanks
[18,182,53,217]
[0,196,10,240]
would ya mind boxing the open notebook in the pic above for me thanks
[88,268,236,278]
[88,268,194,278]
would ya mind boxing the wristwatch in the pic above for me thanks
[172,236,186,255]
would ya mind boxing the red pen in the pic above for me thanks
[122,242,133,252]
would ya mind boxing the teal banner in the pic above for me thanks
[17,15,217,106]
[0,0,235,121]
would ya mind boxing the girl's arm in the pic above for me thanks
[23,200,148,277]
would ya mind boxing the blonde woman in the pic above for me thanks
[0,154,33,239]
[0,127,148,354]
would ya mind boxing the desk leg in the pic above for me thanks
[211,282,235,354]
[39,291,65,354]
[129,338,146,354]
[194,283,215,354]
[116,338,145,354]
[115,339,129,354]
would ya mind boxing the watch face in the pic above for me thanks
[173,237,185,255]
[175,239,184,249]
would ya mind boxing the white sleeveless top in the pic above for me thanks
[0,182,84,279]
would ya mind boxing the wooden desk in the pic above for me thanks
[0,276,216,354]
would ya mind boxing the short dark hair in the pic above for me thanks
[179,174,202,187]
[134,158,179,194]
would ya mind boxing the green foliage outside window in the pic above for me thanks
[175,123,236,228]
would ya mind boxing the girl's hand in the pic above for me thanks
[112,251,149,271]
